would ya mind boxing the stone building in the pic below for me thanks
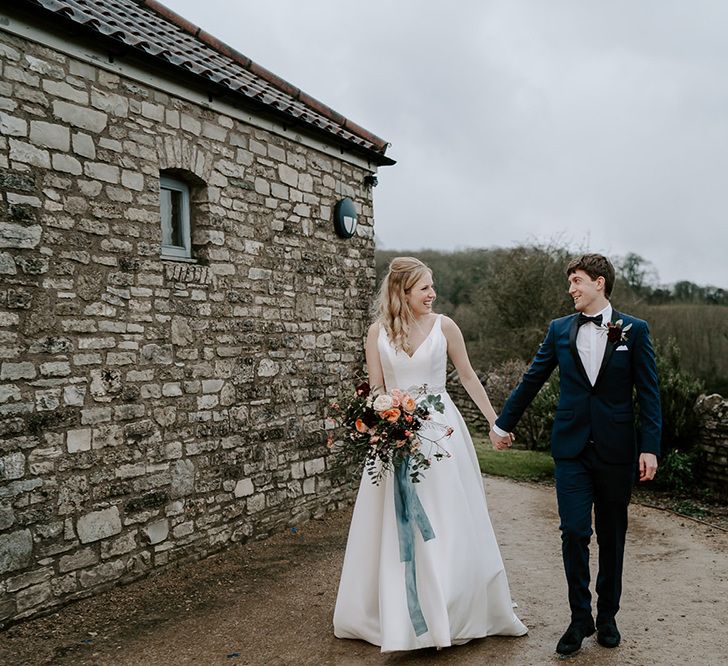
[0,0,393,625]
[696,394,728,499]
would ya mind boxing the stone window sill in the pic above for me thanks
[160,255,198,264]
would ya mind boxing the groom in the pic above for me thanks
[490,253,661,656]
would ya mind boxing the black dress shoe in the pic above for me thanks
[596,621,621,648]
[556,623,596,655]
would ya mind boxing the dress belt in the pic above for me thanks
[405,384,447,396]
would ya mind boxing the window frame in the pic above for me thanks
[159,174,192,260]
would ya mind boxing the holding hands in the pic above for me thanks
[489,428,515,451]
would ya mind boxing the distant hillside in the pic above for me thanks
[636,304,728,395]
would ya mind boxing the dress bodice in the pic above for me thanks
[378,314,448,394]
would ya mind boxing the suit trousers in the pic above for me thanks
[554,441,635,626]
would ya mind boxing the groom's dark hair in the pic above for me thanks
[566,253,616,298]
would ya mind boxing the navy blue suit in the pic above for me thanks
[496,309,661,626]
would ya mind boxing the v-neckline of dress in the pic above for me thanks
[402,315,440,359]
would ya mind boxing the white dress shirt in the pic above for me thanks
[577,303,612,386]
[492,303,612,437]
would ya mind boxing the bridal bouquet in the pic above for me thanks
[326,381,454,484]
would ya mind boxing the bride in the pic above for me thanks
[333,256,527,652]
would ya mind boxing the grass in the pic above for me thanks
[472,435,555,482]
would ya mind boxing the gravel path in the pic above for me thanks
[2,477,726,665]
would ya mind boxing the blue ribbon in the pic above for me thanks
[393,457,436,636]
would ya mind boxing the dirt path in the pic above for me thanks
[2,477,726,666]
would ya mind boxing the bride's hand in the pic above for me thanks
[489,428,512,450]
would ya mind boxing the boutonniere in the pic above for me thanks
[605,319,632,344]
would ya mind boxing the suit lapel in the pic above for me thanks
[594,308,620,388]
[568,314,592,387]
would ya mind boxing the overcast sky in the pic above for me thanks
[162,0,728,288]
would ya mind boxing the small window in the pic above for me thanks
[160,174,191,259]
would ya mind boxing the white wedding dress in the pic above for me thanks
[333,315,527,652]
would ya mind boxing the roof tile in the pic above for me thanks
[21,0,391,162]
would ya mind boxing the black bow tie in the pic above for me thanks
[577,313,603,327]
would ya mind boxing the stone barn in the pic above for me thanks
[0,0,393,625]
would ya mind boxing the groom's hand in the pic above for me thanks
[638,453,658,481]
[489,428,513,450]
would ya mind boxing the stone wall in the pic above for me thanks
[446,365,534,449]
[0,30,375,625]
[695,394,728,499]
[446,369,490,436]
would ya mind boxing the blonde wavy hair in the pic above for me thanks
[374,257,433,353]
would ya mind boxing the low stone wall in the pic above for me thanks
[446,365,535,449]
[445,369,489,436]
[695,394,728,499]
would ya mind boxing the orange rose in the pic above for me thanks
[381,408,401,422]
[355,418,369,433]
[402,396,416,413]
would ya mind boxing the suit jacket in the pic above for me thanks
[495,309,662,464]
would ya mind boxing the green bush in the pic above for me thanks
[527,372,560,451]
[655,448,701,495]
[485,359,558,451]
[654,338,704,452]
[647,338,704,494]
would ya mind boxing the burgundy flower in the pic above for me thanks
[361,408,378,428]
[606,323,622,343]
[606,319,632,344]
[355,381,371,397]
